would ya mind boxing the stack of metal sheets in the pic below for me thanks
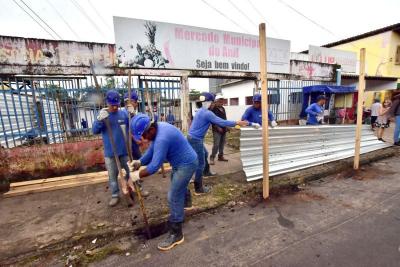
[240,125,392,181]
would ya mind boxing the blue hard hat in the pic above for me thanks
[124,91,138,101]
[253,94,261,102]
[199,92,215,102]
[105,90,120,106]
[130,114,151,142]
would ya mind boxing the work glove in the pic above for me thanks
[129,160,141,171]
[252,123,261,129]
[130,170,141,183]
[96,108,109,121]
[271,121,278,128]
[236,120,249,127]
[126,104,135,115]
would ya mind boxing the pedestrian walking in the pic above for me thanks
[241,94,277,129]
[187,92,248,195]
[305,95,326,125]
[388,94,400,145]
[375,99,391,141]
[210,94,229,165]
[370,99,382,130]
[128,114,198,251]
[92,90,130,207]
[167,109,175,125]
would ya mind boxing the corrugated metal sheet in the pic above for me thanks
[240,125,391,181]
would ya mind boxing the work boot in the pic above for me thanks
[184,190,193,210]
[395,141,400,146]
[157,222,184,251]
[194,181,211,195]
[108,197,119,207]
[203,170,217,177]
[218,155,228,162]
[209,158,215,165]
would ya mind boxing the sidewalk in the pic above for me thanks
[0,143,396,265]
[0,144,243,263]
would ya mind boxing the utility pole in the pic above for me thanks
[259,23,269,199]
[354,48,366,170]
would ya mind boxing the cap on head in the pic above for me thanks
[215,94,224,100]
[253,94,261,102]
[105,90,120,106]
[199,92,215,102]
[130,114,151,142]
[317,95,327,102]
[124,91,138,101]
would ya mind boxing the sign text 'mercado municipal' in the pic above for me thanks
[113,17,291,74]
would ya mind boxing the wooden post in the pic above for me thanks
[180,76,190,132]
[259,23,269,199]
[354,48,366,170]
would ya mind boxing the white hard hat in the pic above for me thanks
[215,94,224,100]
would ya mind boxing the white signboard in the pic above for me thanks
[113,17,290,73]
[308,45,357,73]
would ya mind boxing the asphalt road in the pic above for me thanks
[97,156,400,267]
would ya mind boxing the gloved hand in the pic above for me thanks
[97,108,109,121]
[271,120,278,128]
[236,120,249,127]
[252,123,261,129]
[129,160,141,171]
[126,104,135,115]
[131,170,141,183]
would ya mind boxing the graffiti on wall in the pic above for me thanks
[290,60,337,81]
[0,36,116,75]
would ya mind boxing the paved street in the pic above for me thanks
[97,154,400,267]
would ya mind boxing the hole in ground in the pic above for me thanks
[134,221,169,240]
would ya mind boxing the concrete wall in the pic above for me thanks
[0,36,115,75]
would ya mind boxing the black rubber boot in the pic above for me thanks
[194,180,211,195]
[157,222,184,251]
[184,189,193,210]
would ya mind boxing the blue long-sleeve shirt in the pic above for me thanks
[305,103,324,125]
[92,110,129,158]
[140,122,197,174]
[241,106,274,126]
[188,107,236,140]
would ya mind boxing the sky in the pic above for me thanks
[1,0,399,52]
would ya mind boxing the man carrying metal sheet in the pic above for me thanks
[241,94,277,129]
[92,90,130,207]
[128,114,198,251]
[187,92,248,195]
[305,95,326,125]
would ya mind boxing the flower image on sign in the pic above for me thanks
[113,16,291,73]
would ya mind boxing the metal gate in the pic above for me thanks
[0,76,181,148]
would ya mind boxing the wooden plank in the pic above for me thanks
[180,76,190,132]
[10,171,108,189]
[259,23,270,199]
[4,176,108,197]
[354,48,366,170]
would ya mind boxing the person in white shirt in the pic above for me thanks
[370,99,382,129]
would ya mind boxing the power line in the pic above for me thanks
[246,0,281,37]
[277,0,335,36]
[46,0,81,40]
[228,0,257,27]
[70,0,107,38]
[87,0,113,32]
[12,0,56,39]
[19,0,63,39]
[200,0,250,34]
[276,0,383,59]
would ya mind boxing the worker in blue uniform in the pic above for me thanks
[241,94,278,128]
[128,114,198,251]
[305,95,326,125]
[93,90,130,207]
[187,92,249,195]
[121,91,142,160]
